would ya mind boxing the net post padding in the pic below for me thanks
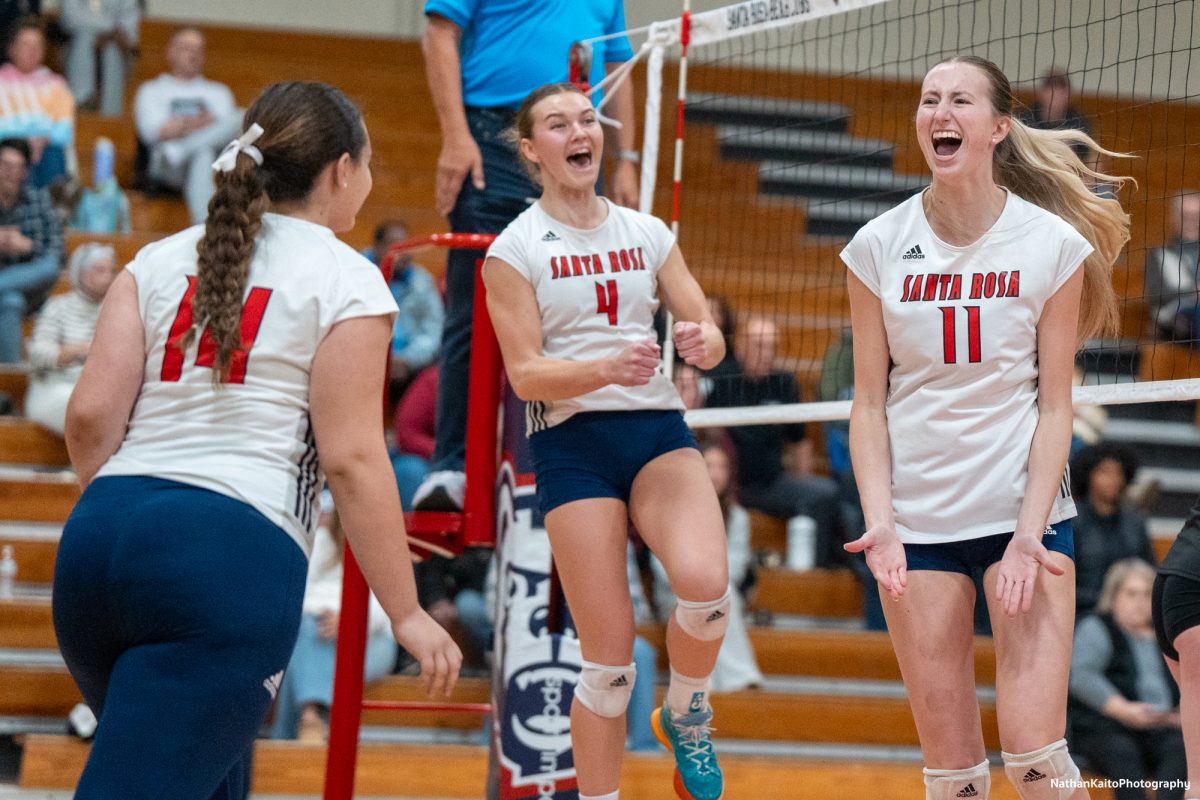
[324,233,498,800]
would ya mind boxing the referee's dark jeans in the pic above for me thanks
[433,106,539,473]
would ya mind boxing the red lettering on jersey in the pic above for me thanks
[608,251,622,273]
[550,256,560,280]
[161,277,198,381]
[966,305,981,363]
[637,247,646,270]
[901,274,913,302]
[938,274,954,301]
[1007,270,1020,297]
[570,255,583,277]
[969,273,983,300]
[922,274,938,301]
[949,274,962,300]
[161,276,273,384]
[983,272,997,298]
[591,254,604,275]
[939,306,956,364]
[618,249,631,272]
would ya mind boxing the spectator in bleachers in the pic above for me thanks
[60,0,140,118]
[133,27,240,224]
[1069,558,1186,800]
[414,547,493,669]
[362,219,443,398]
[391,365,436,509]
[649,443,762,692]
[0,17,73,189]
[1021,68,1094,161]
[413,0,640,513]
[24,241,112,433]
[1072,443,1156,617]
[0,137,63,363]
[1145,190,1200,343]
[270,502,398,743]
[706,315,845,569]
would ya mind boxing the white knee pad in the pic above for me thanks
[674,587,732,641]
[924,759,990,799]
[573,660,636,719]
[1002,739,1081,800]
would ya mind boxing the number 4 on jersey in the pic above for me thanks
[595,279,618,326]
[161,276,273,383]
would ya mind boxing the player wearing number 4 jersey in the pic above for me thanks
[842,57,1129,800]
[484,83,729,800]
[51,81,461,799]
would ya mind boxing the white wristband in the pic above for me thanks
[617,150,641,164]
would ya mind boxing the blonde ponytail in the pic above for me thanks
[941,56,1133,343]
[996,120,1130,341]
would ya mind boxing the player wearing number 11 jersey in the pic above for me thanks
[841,187,1091,543]
[842,57,1130,800]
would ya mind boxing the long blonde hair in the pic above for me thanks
[940,56,1131,342]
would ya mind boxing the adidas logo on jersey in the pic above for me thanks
[902,244,925,260]
[542,231,561,242]
[956,784,979,798]
[706,609,726,623]
[609,674,629,688]
[1023,768,1047,783]
[263,670,284,700]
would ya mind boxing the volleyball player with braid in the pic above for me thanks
[51,81,461,798]
[484,83,729,800]
[842,57,1129,799]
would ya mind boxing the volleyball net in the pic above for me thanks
[584,0,1200,427]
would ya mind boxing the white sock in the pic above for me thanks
[666,665,711,719]
[579,792,618,800]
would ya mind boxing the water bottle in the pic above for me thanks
[92,136,115,185]
[785,515,817,571]
[0,544,16,600]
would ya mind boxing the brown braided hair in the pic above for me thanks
[191,81,366,383]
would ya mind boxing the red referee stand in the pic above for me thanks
[323,233,499,800]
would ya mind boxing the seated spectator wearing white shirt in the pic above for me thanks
[133,27,240,224]
[24,242,114,433]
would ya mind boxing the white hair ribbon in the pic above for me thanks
[211,123,265,173]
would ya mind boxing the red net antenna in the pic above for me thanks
[324,233,499,800]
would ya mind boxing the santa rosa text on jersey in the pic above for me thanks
[548,247,647,280]
[899,270,1020,303]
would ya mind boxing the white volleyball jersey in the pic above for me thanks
[488,198,684,434]
[840,190,1091,543]
[97,214,398,556]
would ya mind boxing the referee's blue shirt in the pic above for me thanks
[424,0,634,108]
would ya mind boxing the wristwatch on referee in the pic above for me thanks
[616,150,640,165]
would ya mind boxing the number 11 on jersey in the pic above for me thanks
[939,305,982,365]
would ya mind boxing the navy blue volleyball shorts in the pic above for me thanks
[1154,572,1200,662]
[903,520,1075,576]
[52,475,308,800]
[529,409,698,515]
